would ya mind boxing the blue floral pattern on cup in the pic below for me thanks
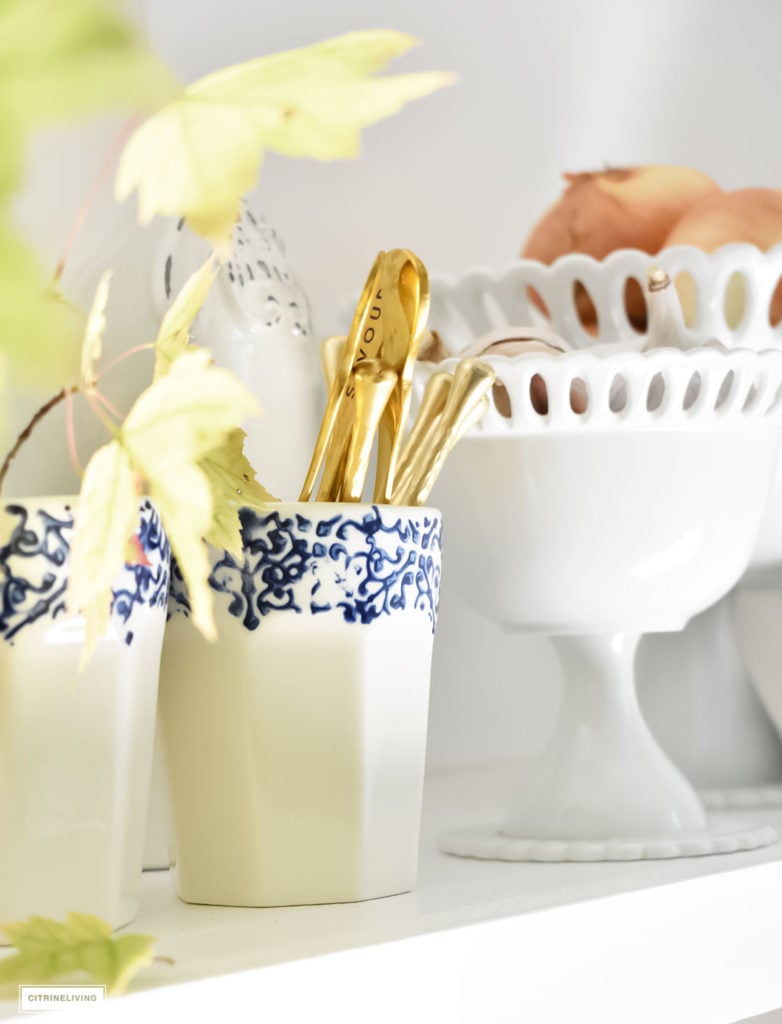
[169,506,442,633]
[0,500,170,646]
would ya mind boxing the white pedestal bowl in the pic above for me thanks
[428,245,782,810]
[427,345,782,861]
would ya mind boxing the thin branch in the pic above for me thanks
[64,389,82,478]
[0,387,77,492]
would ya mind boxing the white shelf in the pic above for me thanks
[5,764,782,1024]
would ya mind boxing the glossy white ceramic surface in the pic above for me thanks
[503,634,705,839]
[638,594,782,797]
[159,503,442,906]
[422,250,782,813]
[423,346,782,857]
[432,347,782,634]
[734,584,782,744]
[0,497,169,929]
[427,245,782,564]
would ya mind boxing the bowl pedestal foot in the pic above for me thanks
[440,633,777,862]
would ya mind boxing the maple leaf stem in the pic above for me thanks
[89,388,122,421]
[64,388,83,478]
[53,116,141,285]
[0,386,77,493]
[83,389,120,436]
[98,342,154,380]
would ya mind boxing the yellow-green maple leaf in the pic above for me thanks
[122,348,259,472]
[0,219,83,386]
[116,30,453,245]
[120,349,261,638]
[152,265,278,556]
[67,440,139,667]
[147,461,215,635]
[153,257,216,381]
[0,912,155,997]
[80,270,112,388]
[200,429,278,555]
[0,0,177,410]
[0,0,177,132]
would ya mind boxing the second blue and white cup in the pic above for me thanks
[159,502,442,906]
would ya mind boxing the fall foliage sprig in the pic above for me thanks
[1,19,452,661]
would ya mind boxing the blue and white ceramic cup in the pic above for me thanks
[159,502,443,907]
[0,496,170,930]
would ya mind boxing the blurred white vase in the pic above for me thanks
[152,206,322,502]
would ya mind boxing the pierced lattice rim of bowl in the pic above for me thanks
[428,346,782,436]
[426,243,782,353]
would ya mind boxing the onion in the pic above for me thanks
[522,165,721,262]
[522,165,721,328]
[663,188,782,325]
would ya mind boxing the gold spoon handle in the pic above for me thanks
[316,393,355,501]
[409,395,490,506]
[395,371,452,481]
[392,360,495,505]
[371,254,417,501]
[341,361,398,502]
[374,254,430,501]
[299,255,385,501]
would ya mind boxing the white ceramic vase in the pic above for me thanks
[153,207,321,502]
[0,496,170,928]
[159,502,442,906]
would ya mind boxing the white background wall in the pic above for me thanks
[10,0,782,769]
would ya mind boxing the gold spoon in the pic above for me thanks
[306,251,410,501]
[315,268,404,502]
[410,394,490,506]
[394,370,452,486]
[391,359,495,506]
[314,335,349,499]
[373,251,430,502]
[341,360,398,502]
[299,253,385,501]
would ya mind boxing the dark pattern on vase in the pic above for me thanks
[169,506,442,633]
[0,505,73,642]
[0,500,170,646]
[165,205,311,336]
[111,502,171,642]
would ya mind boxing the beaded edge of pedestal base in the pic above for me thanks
[439,818,778,862]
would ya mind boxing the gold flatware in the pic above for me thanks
[373,251,430,502]
[341,360,398,502]
[410,394,490,506]
[300,249,438,505]
[299,253,385,501]
[391,359,495,506]
[316,395,354,501]
[394,370,452,485]
[315,261,400,502]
